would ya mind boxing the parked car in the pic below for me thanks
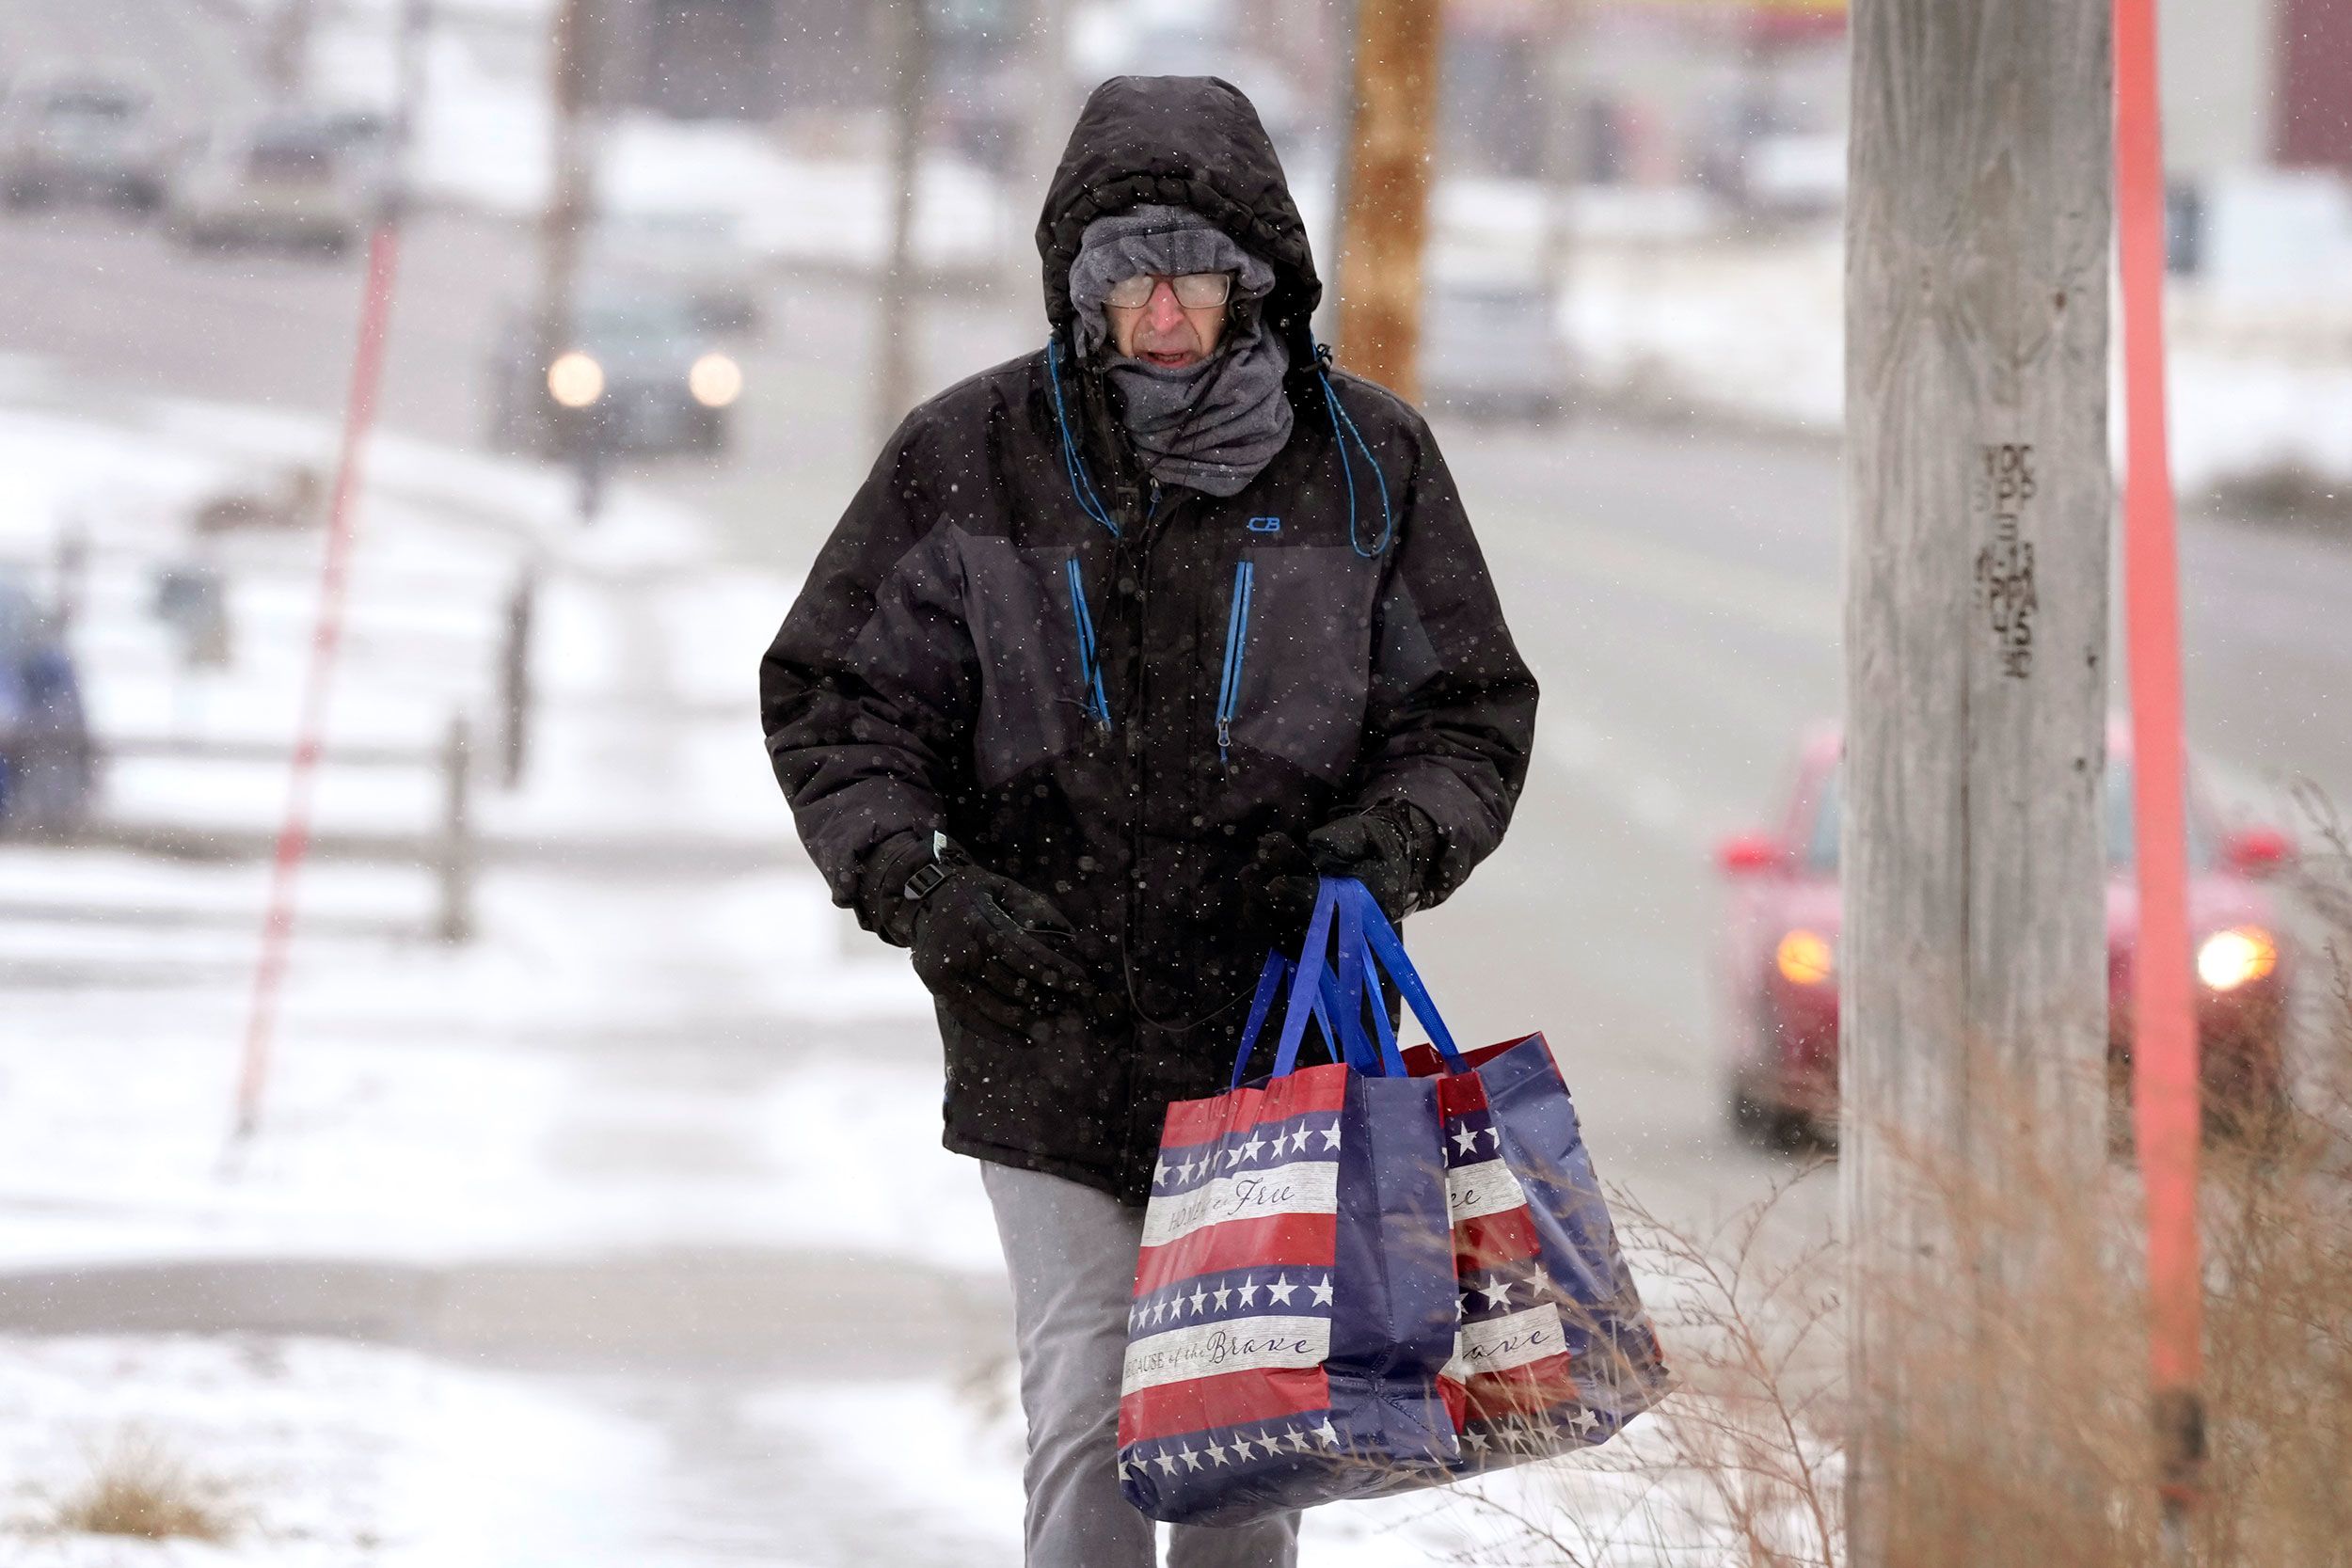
[485,286,742,457]
[168,110,373,253]
[0,65,172,210]
[1419,271,1567,422]
[584,208,763,334]
[0,578,95,835]
[1716,723,2293,1146]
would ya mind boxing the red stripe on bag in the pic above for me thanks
[1134,1212,1340,1295]
[1158,1063,1350,1150]
[1453,1208,1542,1272]
[1438,1371,1469,1431]
[1403,1036,1546,1081]
[1463,1355,1581,1422]
[1118,1365,1332,1445]
[1434,1071,1489,1120]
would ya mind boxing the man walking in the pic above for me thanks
[760,75,1535,1567]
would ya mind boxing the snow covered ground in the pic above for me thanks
[0,1335,673,1567]
[0,1330,1820,1568]
[301,8,1022,275]
[0,374,965,1282]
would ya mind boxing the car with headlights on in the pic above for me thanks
[168,110,372,253]
[0,65,172,211]
[485,287,742,458]
[1716,723,2293,1146]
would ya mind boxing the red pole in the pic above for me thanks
[2115,0,2203,1540]
[231,221,404,1143]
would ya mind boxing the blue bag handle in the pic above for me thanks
[1270,879,1368,1079]
[1229,950,1369,1088]
[1313,962,1380,1075]
[1334,887,1411,1078]
[1336,879,1469,1072]
[1353,931,1402,1069]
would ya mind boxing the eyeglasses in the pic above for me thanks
[1104,272,1235,310]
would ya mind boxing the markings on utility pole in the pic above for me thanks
[1975,442,2040,679]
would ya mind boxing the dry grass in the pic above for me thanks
[1459,801,2352,1566]
[42,1428,241,1544]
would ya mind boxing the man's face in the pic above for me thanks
[1106,275,1230,367]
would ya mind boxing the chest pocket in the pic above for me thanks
[1219,546,1378,782]
[958,533,1100,788]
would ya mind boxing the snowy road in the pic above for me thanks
[3,196,2349,1560]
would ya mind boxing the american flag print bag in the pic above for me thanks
[1117,881,1464,1525]
[1329,879,1673,1472]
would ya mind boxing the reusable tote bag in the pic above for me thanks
[1326,879,1675,1472]
[1117,880,1463,1525]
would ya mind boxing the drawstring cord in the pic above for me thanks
[1045,337,1120,538]
[1311,341,1393,560]
[1064,557,1115,731]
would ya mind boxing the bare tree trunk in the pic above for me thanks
[1334,0,1441,400]
[872,0,933,447]
[437,714,474,943]
[542,0,596,360]
[499,569,535,789]
[1007,0,1071,295]
[1842,0,2114,1560]
[266,0,314,99]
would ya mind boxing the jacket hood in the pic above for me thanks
[1036,76,1321,351]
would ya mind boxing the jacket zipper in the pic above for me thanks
[1065,556,1113,730]
[1216,558,1254,764]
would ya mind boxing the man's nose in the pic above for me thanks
[1144,278,1185,330]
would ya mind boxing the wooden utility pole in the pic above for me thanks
[871,0,933,446]
[1842,1,2113,1560]
[1334,0,1441,401]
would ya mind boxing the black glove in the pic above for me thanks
[1304,803,1433,924]
[1247,801,1438,943]
[907,853,1091,1049]
[1242,830,1322,948]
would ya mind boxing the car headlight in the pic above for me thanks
[2196,927,2277,991]
[547,351,604,408]
[1775,929,1836,988]
[689,352,741,408]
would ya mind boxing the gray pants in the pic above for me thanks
[983,1161,1301,1568]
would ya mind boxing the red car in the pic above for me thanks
[1715,724,2293,1145]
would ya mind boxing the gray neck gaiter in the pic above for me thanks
[1068,205,1295,499]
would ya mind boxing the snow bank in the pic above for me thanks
[754,1369,1835,1568]
[1561,225,2352,498]
[0,1335,669,1566]
[0,381,950,1277]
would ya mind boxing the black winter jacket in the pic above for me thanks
[760,75,1536,1202]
